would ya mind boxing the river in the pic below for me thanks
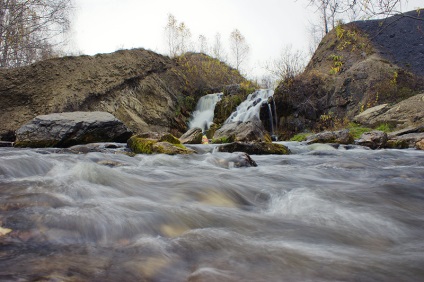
[1,143,424,281]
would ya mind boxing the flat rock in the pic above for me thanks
[15,112,132,148]
[306,129,354,145]
[353,104,390,125]
[216,142,290,155]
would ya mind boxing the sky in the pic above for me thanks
[70,0,423,78]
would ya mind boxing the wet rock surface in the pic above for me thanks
[14,112,132,148]
[216,142,290,155]
[356,131,388,149]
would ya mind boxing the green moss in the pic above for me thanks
[212,135,234,144]
[128,135,194,155]
[290,133,311,142]
[127,136,156,154]
[159,134,181,145]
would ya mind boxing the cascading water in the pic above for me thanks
[189,93,222,132]
[225,89,274,124]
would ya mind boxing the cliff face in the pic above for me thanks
[274,9,424,139]
[0,49,245,141]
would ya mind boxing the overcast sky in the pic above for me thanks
[71,0,423,77]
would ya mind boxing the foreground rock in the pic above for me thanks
[213,121,271,143]
[306,129,354,145]
[179,127,203,144]
[207,152,258,168]
[355,131,388,149]
[127,134,194,155]
[14,112,132,148]
[217,142,290,155]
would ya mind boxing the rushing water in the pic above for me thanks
[189,93,222,131]
[1,144,424,281]
[225,89,274,124]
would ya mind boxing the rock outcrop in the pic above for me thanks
[353,93,424,129]
[274,9,424,139]
[0,49,246,141]
[14,112,132,148]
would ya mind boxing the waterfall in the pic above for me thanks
[189,93,223,131]
[225,89,274,124]
[267,103,274,136]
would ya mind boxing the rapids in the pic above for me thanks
[1,144,424,281]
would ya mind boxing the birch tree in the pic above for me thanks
[229,29,249,71]
[0,0,73,68]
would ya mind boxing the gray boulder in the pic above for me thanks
[356,131,388,149]
[179,127,203,144]
[214,121,271,143]
[306,129,354,145]
[15,112,132,148]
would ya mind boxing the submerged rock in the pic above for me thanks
[217,142,290,155]
[179,127,203,144]
[306,129,354,145]
[127,135,194,155]
[356,131,388,149]
[14,112,132,148]
[207,152,258,168]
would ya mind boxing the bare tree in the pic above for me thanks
[264,45,306,83]
[197,34,208,54]
[164,14,179,57]
[177,22,192,55]
[229,29,250,71]
[164,14,192,57]
[0,0,73,68]
[212,32,227,62]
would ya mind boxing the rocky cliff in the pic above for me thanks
[274,9,424,139]
[0,49,245,141]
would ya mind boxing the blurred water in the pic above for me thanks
[0,144,424,281]
[189,93,222,131]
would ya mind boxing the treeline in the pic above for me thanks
[164,14,250,73]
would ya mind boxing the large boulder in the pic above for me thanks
[179,127,203,144]
[14,112,132,148]
[216,142,290,155]
[355,131,388,149]
[385,125,424,148]
[213,121,271,143]
[306,129,354,145]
